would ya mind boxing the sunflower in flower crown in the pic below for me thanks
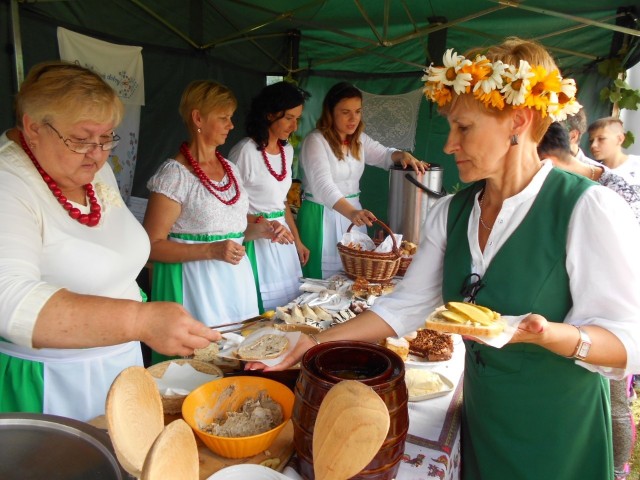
[421,48,581,122]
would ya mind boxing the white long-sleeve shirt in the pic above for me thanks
[0,133,149,347]
[300,130,396,207]
[372,160,640,378]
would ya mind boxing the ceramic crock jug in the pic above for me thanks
[292,341,409,479]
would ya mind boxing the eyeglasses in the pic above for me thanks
[460,273,485,303]
[45,123,120,154]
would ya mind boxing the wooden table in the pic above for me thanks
[89,411,295,479]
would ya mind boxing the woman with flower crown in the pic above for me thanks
[297,81,426,279]
[248,38,640,479]
[0,61,219,421]
[229,82,311,311]
[144,81,274,354]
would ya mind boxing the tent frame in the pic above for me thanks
[10,0,640,87]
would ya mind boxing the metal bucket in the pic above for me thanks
[387,163,445,243]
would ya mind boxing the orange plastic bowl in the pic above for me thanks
[181,376,294,459]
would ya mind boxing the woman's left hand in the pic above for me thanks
[244,220,275,241]
[509,314,549,344]
[269,221,294,244]
[395,151,428,174]
[296,240,310,266]
[244,333,317,371]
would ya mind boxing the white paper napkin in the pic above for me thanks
[217,327,301,367]
[153,362,221,396]
[466,313,529,347]
[374,233,403,253]
[340,231,376,250]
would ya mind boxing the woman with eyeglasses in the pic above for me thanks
[249,39,640,479]
[297,81,426,279]
[0,61,219,421]
[143,80,274,362]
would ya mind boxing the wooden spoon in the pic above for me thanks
[106,366,164,478]
[141,419,199,480]
[313,380,390,480]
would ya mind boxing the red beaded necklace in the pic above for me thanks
[180,142,240,206]
[19,132,101,227]
[261,142,287,182]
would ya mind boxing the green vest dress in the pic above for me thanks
[442,169,612,480]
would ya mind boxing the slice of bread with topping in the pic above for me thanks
[237,334,289,360]
[425,303,504,338]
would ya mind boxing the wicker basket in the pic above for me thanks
[147,359,224,414]
[337,219,401,283]
[396,256,413,277]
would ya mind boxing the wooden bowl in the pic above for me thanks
[147,359,223,414]
[106,366,164,478]
[141,419,199,480]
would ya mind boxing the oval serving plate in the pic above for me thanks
[206,464,289,480]
[406,371,454,402]
[404,353,452,367]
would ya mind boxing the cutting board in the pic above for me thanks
[89,414,295,479]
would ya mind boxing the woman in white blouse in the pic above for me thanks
[229,82,310,311]
[297,82,425,279]
[0,62,218,421]
[254,39,640,480]
[143,81,273,361]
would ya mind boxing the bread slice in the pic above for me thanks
[425,306,504,338]
[384,337,409,361]
[193,342,220,362]
[312,306,334,322]
[301,304,319,321]
[237,334,289,360]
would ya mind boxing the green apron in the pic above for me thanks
[443,169,612,479]
[297,198,324,279]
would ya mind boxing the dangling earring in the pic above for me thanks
[510,134,519,146]
[197,128,201,134]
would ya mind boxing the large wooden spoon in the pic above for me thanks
[141,419,199,480]
[313,380,390,480]
[106,366,164,478]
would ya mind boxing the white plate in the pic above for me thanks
[407,372,454,402]
[404,353,451,367]
[206,464,289,479]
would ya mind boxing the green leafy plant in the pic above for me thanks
[597,51,640,148]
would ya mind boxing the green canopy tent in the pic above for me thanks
[2,0,639,220]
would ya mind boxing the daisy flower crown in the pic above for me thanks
[422,48,582,121]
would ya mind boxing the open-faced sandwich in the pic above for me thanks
[236,333,289,360]
[425,301,504,338]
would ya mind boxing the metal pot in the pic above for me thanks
[0,413,128,479]
[387,163,445,243]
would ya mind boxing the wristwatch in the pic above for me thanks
[568,326,591,360]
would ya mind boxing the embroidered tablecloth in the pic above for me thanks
[396,337,464,480]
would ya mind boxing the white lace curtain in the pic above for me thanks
[360,88,423,151]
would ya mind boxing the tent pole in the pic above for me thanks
[10,0,24,91]
[128,0,199,49]
[354,0,386,46]
[491,1,640,37]
[387,6,507,46]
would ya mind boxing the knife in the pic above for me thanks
[212,310,275,331]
